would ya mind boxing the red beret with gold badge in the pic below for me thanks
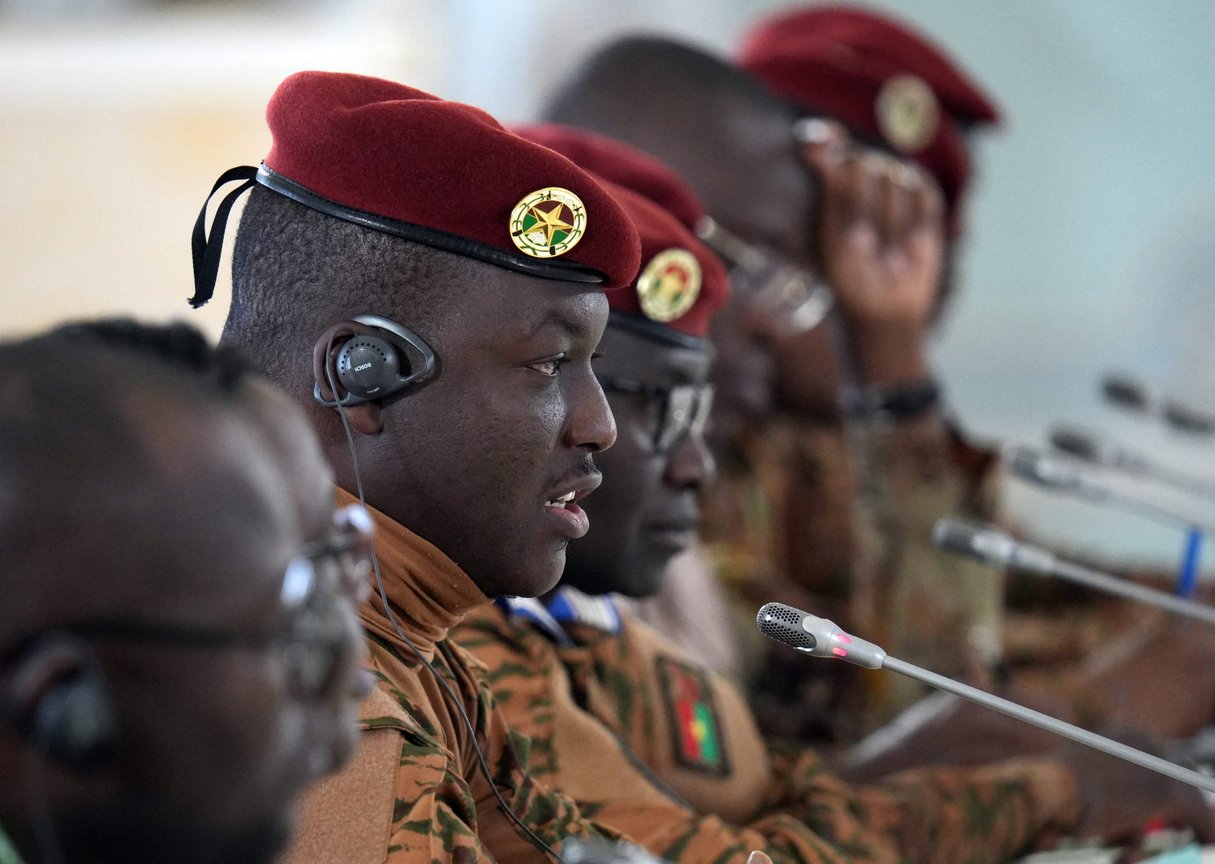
[738,5,1001,237]
[516,124,727,344]
[189,72,640,307]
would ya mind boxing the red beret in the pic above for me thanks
[738,4,1001,236]
[513,124,706,231]
[515,125,727,342]
[189,72,639,307]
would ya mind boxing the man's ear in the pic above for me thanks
[312,323,384,436]
[3,635,118,773]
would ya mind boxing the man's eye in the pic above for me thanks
[527,354,566,377]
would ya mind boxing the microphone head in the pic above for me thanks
[1102,372,1153,411]
[757,603,886,668]
[1050,423,1152,474]
[756,602,817,650]
[933,517,1056,574]
[1048,424,1104,465]
[932,518,1013,567]
[1003,445,1084,491]
[1164,400,1215,436]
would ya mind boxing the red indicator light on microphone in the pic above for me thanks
[838,633,853,645]
[832,647,848,657]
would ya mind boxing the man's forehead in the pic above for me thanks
[490,281,608,342]
[601,326,712,384]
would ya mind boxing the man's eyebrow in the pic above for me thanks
[525,310,591,341]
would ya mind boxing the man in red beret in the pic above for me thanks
[450,126,1215,863]
[192,70,685,864]
[734,4,1011,729]
[744,5,1215,747]
[544,31,1010,742]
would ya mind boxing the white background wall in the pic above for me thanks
[2,0,1213,568]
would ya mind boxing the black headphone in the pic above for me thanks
[4,635,119,773]
[313,314,437,408]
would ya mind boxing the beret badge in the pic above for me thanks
[637,248,702,323]
[875,74,940,154]
[510,186,588,258]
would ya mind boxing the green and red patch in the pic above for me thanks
[657,655,728,775]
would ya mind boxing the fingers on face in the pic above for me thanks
[906,164,946,234]
[826,147,946,247]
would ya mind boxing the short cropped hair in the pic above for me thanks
[223,187,464,394]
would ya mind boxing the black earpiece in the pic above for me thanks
[5,635,119,773]
[314,314,437,408]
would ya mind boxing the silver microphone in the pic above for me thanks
[1102,372,1215,436]
[756,602,1215,795]
[1049,423,1215,504]
[932,518,1215,627]
[1004,444,1215,534]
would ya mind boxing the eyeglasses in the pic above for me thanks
[695,217,833,333]
[0,504,374,701]
[598,377,714,453]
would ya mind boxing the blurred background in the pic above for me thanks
[1,0,1213,569]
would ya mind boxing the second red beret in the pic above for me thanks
[517,124,728,342]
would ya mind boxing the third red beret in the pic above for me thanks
[738,4,1001,236]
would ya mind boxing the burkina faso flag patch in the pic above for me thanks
[657,655,729,775]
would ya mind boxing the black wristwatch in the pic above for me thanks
[844,377,941,421]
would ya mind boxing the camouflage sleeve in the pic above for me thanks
[846,411,1006,727]
[281,689,505,864]
[419,641,629,864]
[455,611,859,864]
[767,740,1081,864]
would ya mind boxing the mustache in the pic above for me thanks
[544,455,600,491]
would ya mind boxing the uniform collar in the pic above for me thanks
[337,488,490,664]
[495,595,575,647]
[545,587,622,634]
[498,586,622,640]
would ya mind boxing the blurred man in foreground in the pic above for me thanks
[0,319,370,864]
[205,70,724,864]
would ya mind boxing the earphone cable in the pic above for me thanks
[324,334,562,862]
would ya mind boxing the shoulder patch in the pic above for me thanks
[656,655,729,775]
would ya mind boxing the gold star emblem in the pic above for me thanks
[526,202,575,245]
[509,187,587,258]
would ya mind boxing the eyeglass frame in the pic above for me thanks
[0,503,375,701]
[597,376,714,454]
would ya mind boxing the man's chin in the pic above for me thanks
[486,553,565,600]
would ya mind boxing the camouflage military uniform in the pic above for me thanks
[692,413,1005,743]
[454,588,1080,864]
[283,492,646,864]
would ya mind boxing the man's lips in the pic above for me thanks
[645,511,700,552]
[542,476,600,541]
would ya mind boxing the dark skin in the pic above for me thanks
[769,124,944,421]
[0,382,369,864]
[559,325,714,598]
[312,262,616,600]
